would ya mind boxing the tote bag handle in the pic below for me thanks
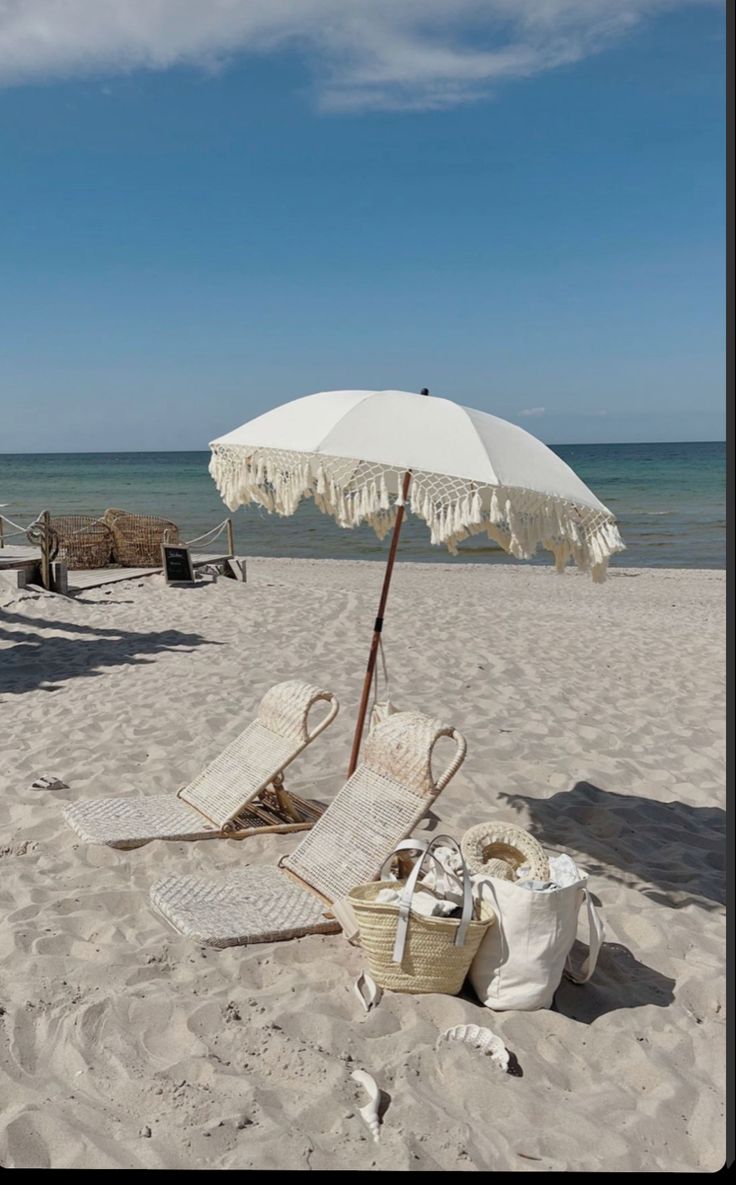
[382,835,474,966]
[565,887,605,984]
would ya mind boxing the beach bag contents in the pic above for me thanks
[348,835,493,995]
[461,820,550,882]
[467,834,604,1011]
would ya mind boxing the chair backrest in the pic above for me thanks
[179,680,339,827]
[282,711,466,903]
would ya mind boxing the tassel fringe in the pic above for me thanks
[210,445,625,580]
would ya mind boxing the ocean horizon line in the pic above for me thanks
[0,438,727,457]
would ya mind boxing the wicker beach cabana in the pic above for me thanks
[47,515,114,570]
[103,509,179,567]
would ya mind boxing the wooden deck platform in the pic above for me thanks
[0,546,38,571]
[0,546,232,594]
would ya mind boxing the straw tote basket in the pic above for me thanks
[348,835,493,995]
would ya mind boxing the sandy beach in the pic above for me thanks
[0,557,726,1171]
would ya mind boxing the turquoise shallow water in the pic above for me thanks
[0,441,725,569]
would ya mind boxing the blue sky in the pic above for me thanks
[0,1,725,451]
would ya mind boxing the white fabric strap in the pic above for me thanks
[371,635,391,709]
[329,897,361,945]
[565,887,604,984]
[379,836,430,878]
[389,835,473,966]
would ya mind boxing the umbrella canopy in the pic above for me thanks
[210,389,623,580]
[210,388,625,774]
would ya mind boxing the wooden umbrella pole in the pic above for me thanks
[347,467,412,776]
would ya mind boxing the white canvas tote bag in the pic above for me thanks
[470,872,604,1011]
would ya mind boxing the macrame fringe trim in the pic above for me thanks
[210,445,625,581]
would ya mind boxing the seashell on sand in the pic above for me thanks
[351,1069,382,1142]
[438,1024,510,1072]
[354,970,383,1013]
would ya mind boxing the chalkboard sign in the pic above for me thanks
[161,543,195,584]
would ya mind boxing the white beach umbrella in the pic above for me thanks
[210,389,624,771]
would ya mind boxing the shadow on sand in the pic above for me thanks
[0,610,219,694]
[500,781,725,911]
[0,608,132,638]
[553,941,676,1023]
[486,781,724,1021]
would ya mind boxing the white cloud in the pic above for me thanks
[0,1,717,111]
[518,407,546,418]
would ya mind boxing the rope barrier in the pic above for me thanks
[58,519,109,540]
[1,511,233,560]
[0,511,44,540]
[1,509,231,545]
[182,519,230,548]
[0,511,43,533]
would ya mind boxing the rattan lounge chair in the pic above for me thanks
[64,681,339,849]
[149,711,467,947]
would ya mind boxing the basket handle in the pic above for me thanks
[388,835,474,966]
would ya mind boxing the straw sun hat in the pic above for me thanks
[461,821,550,882]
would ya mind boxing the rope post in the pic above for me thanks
[226,518,235,558]
[40,510,51,590]
[0,516,4,549]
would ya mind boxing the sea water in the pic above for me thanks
[0,441,725,569]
